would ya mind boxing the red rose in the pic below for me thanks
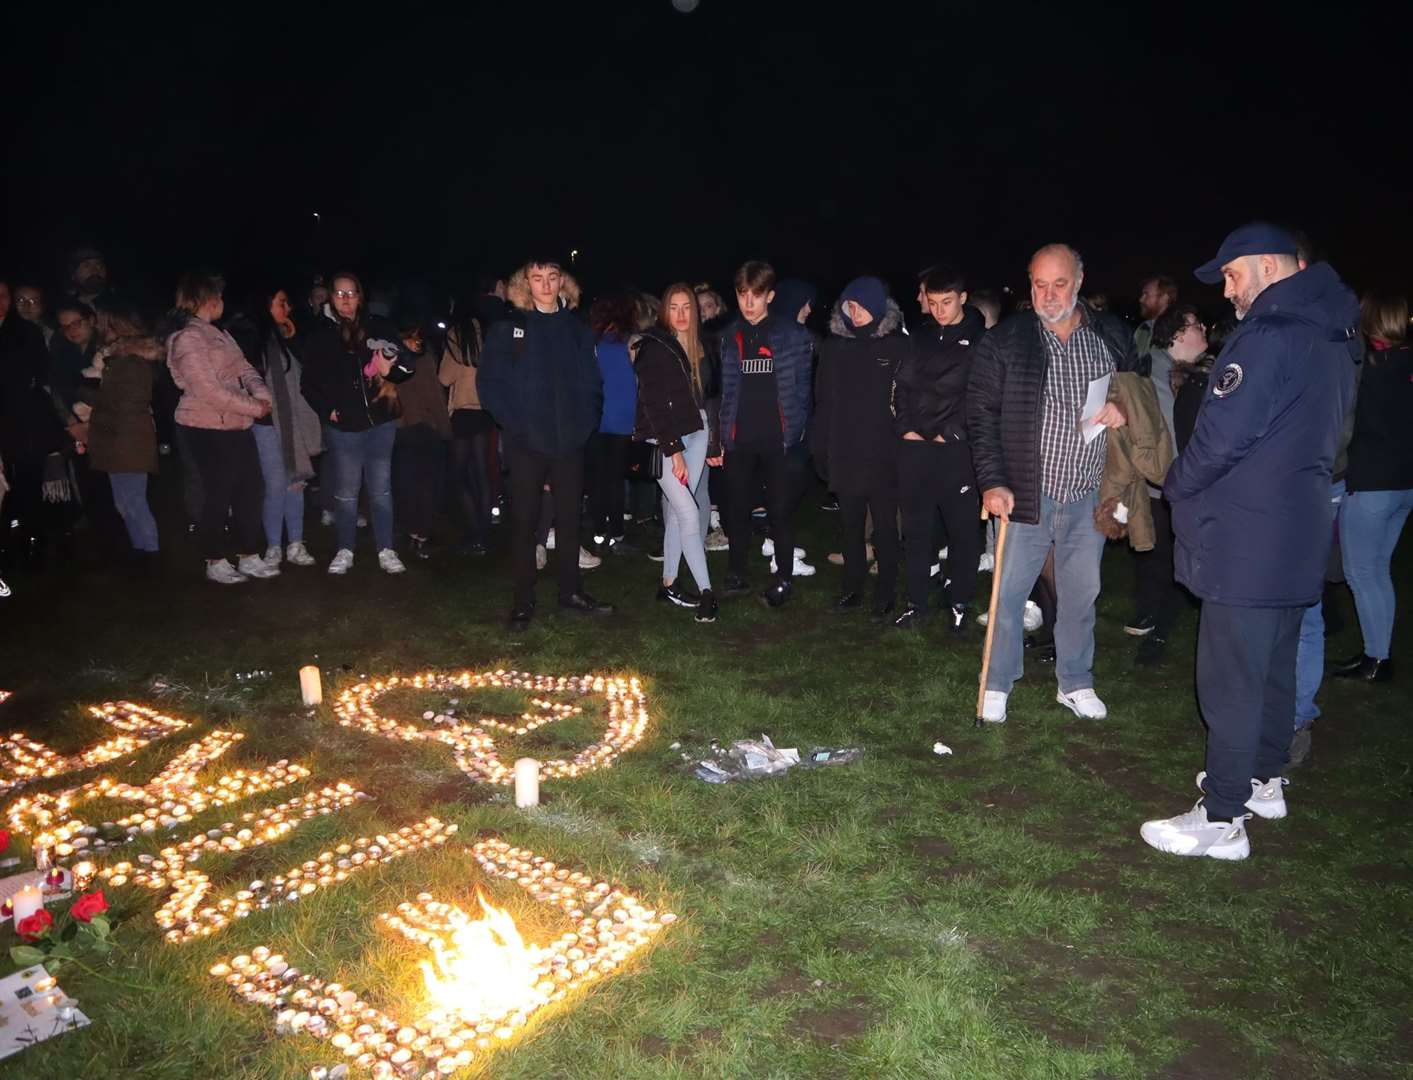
[0,830,9,854]
[70,891,108,923]
[16,909,53,941]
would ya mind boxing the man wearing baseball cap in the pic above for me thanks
[1141,223,1360,860]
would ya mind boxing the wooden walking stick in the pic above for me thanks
[975,516,1009,728]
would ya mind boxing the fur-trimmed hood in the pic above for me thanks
[506,268,582,313]
[828,297,904,339]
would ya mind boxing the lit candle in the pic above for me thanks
[11,884,43,924]
[299,666,323,707]
[514,759,540,809]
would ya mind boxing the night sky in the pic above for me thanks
[6,1,1407,314]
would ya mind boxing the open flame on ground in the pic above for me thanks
[416,891,549,1029]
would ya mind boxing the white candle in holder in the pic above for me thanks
[11,885,43,924]
[299,666,322,706]
[514,758,540,808]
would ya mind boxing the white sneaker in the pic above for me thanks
[377,548,407,574]
[237,554,281,579]
[769,556,816,577]
[709,508,721,530]
[1056,688,1107,719]
[761,539,805,560]
[1195,772,1288,820]
[705,528,730,551]
[263,544,283,565]
[1140,801,1251,860]
[1023,599,1043,631]
[545,528,556,551]
[938,547,948,560]
[327,548,354,575]
[206,559,248,585]
[285,541,317,567]
[978,553,995,573]
[535,544,547,570]
[980,690,1008,724]
[579,546,601,570]
[320,510,335,527]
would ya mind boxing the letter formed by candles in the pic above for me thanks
[299,666,323,707]
[514,759,539,808]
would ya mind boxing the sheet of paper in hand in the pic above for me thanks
[1080,373,1112,444]
[0,966,90,1060]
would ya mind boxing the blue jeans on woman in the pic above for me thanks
[251,423,305,549]
[108,472,159,552]
[326,422,397,553]
[1294,480,1344,729]
[655,416,711,594]
[1340,487,1413,660]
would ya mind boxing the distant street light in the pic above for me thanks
[672,0,699,11]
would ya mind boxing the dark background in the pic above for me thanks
[6,0,1407,315]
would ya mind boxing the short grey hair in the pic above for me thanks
[1029,243,1085,280]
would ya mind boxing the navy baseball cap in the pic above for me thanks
[1194,223,1300,284]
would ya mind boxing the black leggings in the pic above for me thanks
[839,491,899,601]
[179,424,264,560]
[585,432,630,540]
[449,410,495,545]
[393,424,447,539]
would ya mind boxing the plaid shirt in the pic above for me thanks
[1038,315,1115,502]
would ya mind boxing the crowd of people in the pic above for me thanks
[1,225,1409,859]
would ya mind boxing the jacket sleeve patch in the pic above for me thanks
[1212,362,1244,398]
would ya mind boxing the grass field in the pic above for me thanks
[0,483,1409,1080]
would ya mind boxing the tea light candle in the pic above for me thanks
[514,758,539,808]
[299,666,323,707]
[11,884,43,923]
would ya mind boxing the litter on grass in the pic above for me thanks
[690,735,862,783]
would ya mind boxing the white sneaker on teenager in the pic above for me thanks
[579,546,601,570]
[545,528,556,551]
[263,544,283,565]
[1023,599,1043,631]
[328,548,354,575]
[1140,801,1251,860]
[285,541,317,567]
[1056,688,1107,719]
[535,544,548,570]
[1195,772,1288,820]
[378,548,407,574]
[981,690,1008,724]
[238,554,281,579]
[761,539,805,560]
[769,556,816,577]
[206,559,248,585]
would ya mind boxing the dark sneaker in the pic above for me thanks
[1287,724,1313,768]
[1124,613,1157,637]
[891,606,930,631]
[720,574,751,599]
[560,591,614,616]
[761,577,792,608]
[831,592,863,614]
[1135,633,1168,666]
[947,603,970,635]
[820,495,840,512]
[507,605,534,632]
[1026,635,1056,663]
[657,582,700,608]
[605,537,640,556]
[694,589,719,623]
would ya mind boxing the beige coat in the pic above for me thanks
[1095,371,1174,552]
[439,324,484,413]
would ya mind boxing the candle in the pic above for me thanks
[299,666,323,707]
[11,884,43,924]
[514,758,539,808]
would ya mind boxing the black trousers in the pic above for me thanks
[449,409,496,545]
[839,491,898,601]
[179,424,264,560]
[393,424,447,539]
[724,443,806,581]
[506,439,584,606]
[898,440,981,612]
[1134,494,1185,634]
[1197,601,1303,819]
[585,432,630,540]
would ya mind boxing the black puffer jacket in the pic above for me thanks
[633,326,704,456]
[894,305,987,441]
[300,310,415,433]
[813,298,908,497]
[967,302,1139,525]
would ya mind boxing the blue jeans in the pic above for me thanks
[1293,480,1345,730]
[986,491,1105,695]
[655,417,711,593]
[252,423,305,548]
[1341,487,1413,660]
[326,422,397,552]
[109,472,159,552]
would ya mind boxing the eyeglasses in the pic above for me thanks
[334,289,359,300]
[16,297,41,308]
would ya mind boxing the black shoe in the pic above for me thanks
[560,591,614,616]
[1123,613,1156,636]
[869,598,896,624]
[761,577,792,608]
[657,582,700,608]
[507,605,534,632]
[947,603,970,635]
[1331,654,1393,682]
[820,495,840,512]
[605,537,640,556]
[1135,633,1168,667]
[409,536,432,560]
[831,592,863,614]
[720,573,751,599]
[1026,635,1056,663]
[694,589,719,623]
[891,606,930,630]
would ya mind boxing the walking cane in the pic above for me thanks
[975,516,1009,729]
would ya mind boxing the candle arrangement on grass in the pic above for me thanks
[0,702,187,799]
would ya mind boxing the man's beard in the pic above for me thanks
[1038,297,1079,325]
[1232,282,1263,321]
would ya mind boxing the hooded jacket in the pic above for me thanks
[300,309,415,433]
[813,298,908,497]
[632,325,705,455]
[718,314,814,452]
[893,305,987,442]
[1163,262,1360,606]
[87,335,163,474]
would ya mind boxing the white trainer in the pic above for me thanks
[981,690,1008,724]
[769,556,816,577]
[761,539,805,560]
[205,559,248,585]
[1056,688,1108,719]
[545,528,556,551]
[1023,599,1043,631]
[535,544,547,570]
[263,544,283,565]
[1140,801,1251,860]
[327,548,354,575]
[285,541,317,567]
[579,546,601,570]
[320,510,335,527]
[377,548,407,574]
[978,553,995,573]
[705,528,730,551]
[1195,772,1288,820]
[237,554,281,579]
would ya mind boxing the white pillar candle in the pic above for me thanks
[11,884,43,924]
[514,758,540,808]
[299,666,323,707]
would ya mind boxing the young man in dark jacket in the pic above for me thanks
[892,266,987,631]
[813,277,907,619]
[476,258,612,631]
[717,260,815,608]
[1142,224,1359,860]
